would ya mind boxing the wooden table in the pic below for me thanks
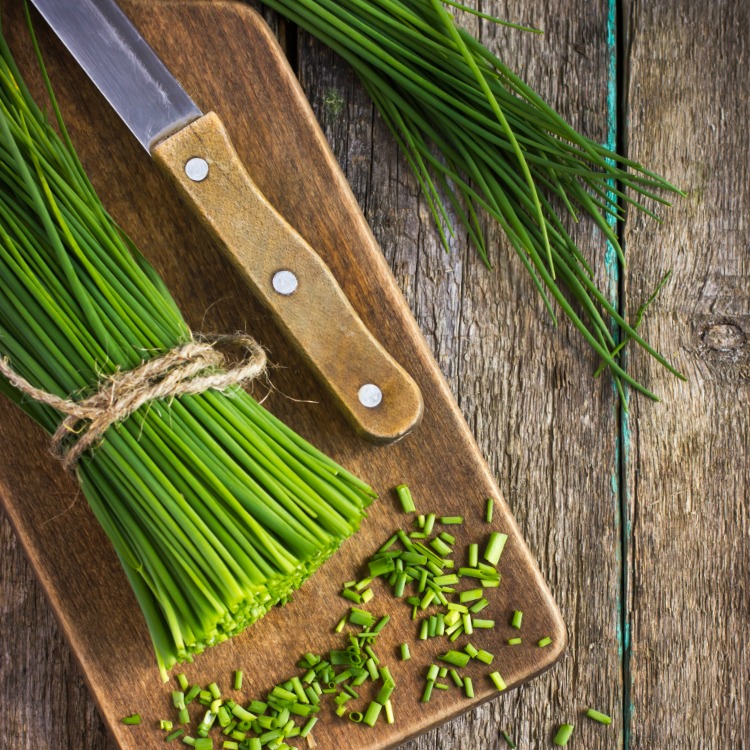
[2,1,747,748]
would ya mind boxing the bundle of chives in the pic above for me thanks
[0,18,375,679]
[260,0,685,398]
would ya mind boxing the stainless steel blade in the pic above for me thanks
[30,0,202,151]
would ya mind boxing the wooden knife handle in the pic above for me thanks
[153,112,423,443]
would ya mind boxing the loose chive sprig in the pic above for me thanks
[259,0,685,399]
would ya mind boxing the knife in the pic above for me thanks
[29,0,423,444]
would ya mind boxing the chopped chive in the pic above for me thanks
[233,671,243,691]
[484,533,508,565]
[160,720,174,731]
[177,674,189,692]
[448,625,465,642]
[462,613,474,634]
[379,534,398,552]
[423,513,436,536]
[440,516,463,525]
[507,638,522,646]
[445,610,461,626]
[172,692,186,711]
[438,650,471,667]
[553,723,575,746]
[476,649,494,664]
[450,669,463,688]
[121,714,141,725]
[433,574,459,586]
[354,577,373,591]
[459,588,483,603]
[489,672,507,691]
[481,577,501,588]
[342,588,362,604]
[511,610,523,629]
[222,742,239,750]
[165,729,184,742]
[538,637,553,648]
[447,602,469,613]
[586,708,612,725]
[463,642,478,658]
[430,537,452,556]
[185,686,201,704]
[439,531,456,545]
[501,730,517,748]
[208,683,222,700]
[427,664,440,682]
[300,716,318,737]
[473,619,495,629]
[468,543,479,568]
[422,681,434,702]
[335,615,347,633]
[469,598,489,613]
[349,608,376,628]
[434,682,450,690]
[194,739,213,750]
[384,699,395,724]
[363,701,383,727]
[182,737,196,747]
[395,484,416,513]
[428,615,438,637]
[464,677,474,698]
[417,514,425,529]
[485,498,494,523]
[361,588,374,604]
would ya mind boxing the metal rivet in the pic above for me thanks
[358,383,383,408]
[185,157,209,182]
[272,270,298,295]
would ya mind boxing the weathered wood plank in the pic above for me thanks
[297,1,625,747]
[623,0,750,747]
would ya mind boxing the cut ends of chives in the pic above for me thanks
[586,708,612,725]
[553,723,575,746]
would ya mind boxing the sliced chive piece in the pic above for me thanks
[426,664,440,682]
[439,650,471,667]
[473,619,495,629]
[384,699,395,724]
[177,674,189,692]
[165,729,184,742]
[160,720,174,731]
[489,672,507,691]
[468,543,479,568]
[511,610,523,629]
[464,643,478,658]
[450,669,463,688]
[501,730,517,748]
[121,714,141,725]
[476,649,494,664]
[586,708,612,725]
[485,498,494,523]
[484,532,508,565]
[553,723,575,746]
[464,677,474,698]
[538,636,553,648]
[439,516,463,525]
[400,642,411,661]
[507,637,522,646]
[363,701,383,727]
[422,681,434,703]
[469,598,490,614]
[395,484,416,513]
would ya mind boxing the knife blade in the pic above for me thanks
[30,0,423,443]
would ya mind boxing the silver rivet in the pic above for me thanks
[185,157,209,182]
[272,270,298,295]
[358,383,383,408]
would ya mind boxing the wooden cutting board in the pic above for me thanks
[0,1,565,748]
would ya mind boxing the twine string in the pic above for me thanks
[0,333,266,471]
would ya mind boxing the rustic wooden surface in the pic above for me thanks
[0,1,564,749]
[1,1,747,750]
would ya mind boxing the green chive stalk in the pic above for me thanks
[260,0,685,397]
[0,17,375,680]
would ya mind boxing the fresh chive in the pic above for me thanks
[160,720,174,731]
[489,672,507,691]
[395,484,416,513]
[553,723,575,746]
[485,498,494,523]
[475,649,494,664]
[439,516,463,525]
[501,730,517,748]
[121,714,141,725]
[464,677,474,698]
[384,699,395,724]
[473,619,495,629]
[507,638,522,646]
[427,664,440,682]
[511,610,523,629]
[469,598,490,614]
[484,533,508,565]
[422,681,434,703]
[468,544,479,568]
[165,729,184,742]
[363,701,383,727]
[586,708,612,725]
[177,674,189,692]
[438,650,471,667]
[538,637,553,648]
[450,669,463,688]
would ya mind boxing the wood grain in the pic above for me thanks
[0,2,563,749]
[622,0,750,746]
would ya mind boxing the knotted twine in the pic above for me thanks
[0,334,266,472]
